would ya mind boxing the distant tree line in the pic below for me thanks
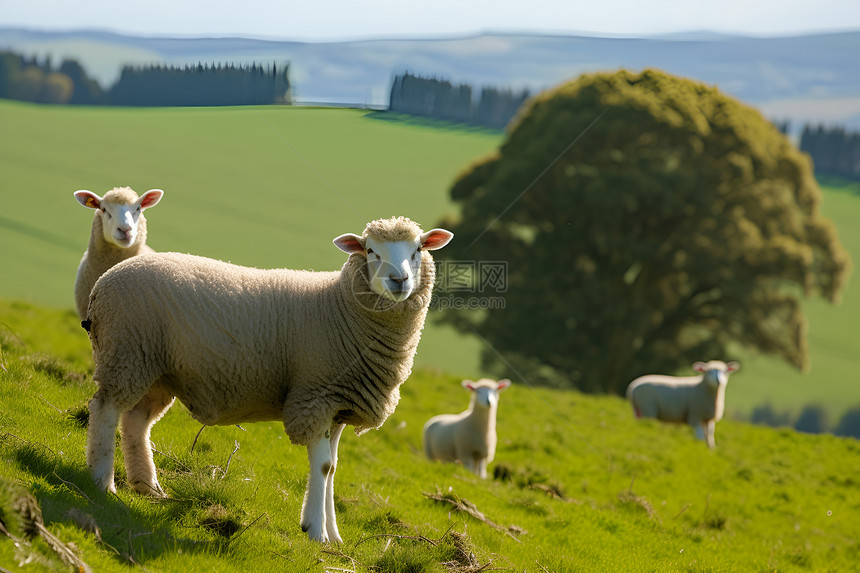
[389,72,530,129]
[800,124,860,180]
[110,62,291,106]
[0,49,291,107]
[0,51,105,104]
[750,402,860,439]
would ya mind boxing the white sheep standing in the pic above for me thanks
[81,216,452,543]
[626,360,740,449]
[423,378,511,478]
[73,187,164,319]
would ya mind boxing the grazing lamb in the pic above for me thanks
[423,378,511,478]
[73,187,164,319]
[82,216,452,543]
[626,360,740,449]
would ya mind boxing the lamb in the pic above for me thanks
[73,187,164,319]
[81,216,452,543]
[423,378,511,478]
[626,360,740,449]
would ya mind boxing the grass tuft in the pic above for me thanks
[65,404,90,428]
[492,462,569,501]
[198,503,244,539]
[23,353,87,385]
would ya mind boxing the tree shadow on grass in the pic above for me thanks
[7,443,218,566]
[363,110,503,136]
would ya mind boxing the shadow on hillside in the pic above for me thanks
[362,110,503,136]
[7,443,217,566]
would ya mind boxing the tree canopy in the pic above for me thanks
[437,68,851,394]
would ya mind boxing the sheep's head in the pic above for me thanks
[693,360,740,390]
[462,378,511,409]
[334,217,453,304]
[74,187,163,248]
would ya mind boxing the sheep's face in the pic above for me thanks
[334,226,453,304]
[75,188,164,248]
[363,237,423,302]
[463,378,512,409]
[693,361,740,390]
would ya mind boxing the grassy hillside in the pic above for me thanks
[1,100,859,420]
[1,299,859,571]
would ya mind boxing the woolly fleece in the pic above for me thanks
[86,234,437,446]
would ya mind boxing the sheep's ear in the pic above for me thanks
[496,379,511,391]
[420,229,454,251]
[139,189,164,209]
[726,361,740,373]
[461,380,476,391]
[333,233,365,254]
[74,190,102,209]
[692,362,707,373]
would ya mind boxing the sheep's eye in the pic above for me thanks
[366,248,374,255]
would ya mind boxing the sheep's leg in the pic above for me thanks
[461,454,479,476]
[692,420,706,442]
[86,390,122,493]
[301,430,334,542]
[324,424,346,544]
[476,456,488,479]
[705,420,716,450]
[120,383,175,496]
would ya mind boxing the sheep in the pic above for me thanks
[73,187,164,320]
[626,360,740,449]
[423,378,511,478]
[81,216,452,543]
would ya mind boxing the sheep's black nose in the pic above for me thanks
[389,275,408,284]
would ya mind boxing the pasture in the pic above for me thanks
[0,99,859,421]
[1,299,859,571]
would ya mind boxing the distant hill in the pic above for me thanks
[2,27,860,129]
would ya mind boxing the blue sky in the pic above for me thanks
[1,0,859,40]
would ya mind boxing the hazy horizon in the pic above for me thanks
[1,0,858,42]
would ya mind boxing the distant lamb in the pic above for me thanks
[73,187,164,319]
[626,361,740,449]
[423,378,511,478]
[82,216,452,543]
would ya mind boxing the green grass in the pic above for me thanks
[2,299,860,571]
[1,99,859,421]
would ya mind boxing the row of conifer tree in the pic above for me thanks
[388,72,530,129]
[800,124,860,180]
[0,50,291,106]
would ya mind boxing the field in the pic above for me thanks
[1,99,859,422]
[2,299,860,572]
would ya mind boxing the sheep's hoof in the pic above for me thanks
[302,522,329,542]
[131,480,166,497]
[93,476,116,494]
[328,531,343,545]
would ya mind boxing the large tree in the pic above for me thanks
[437,68,851,394]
